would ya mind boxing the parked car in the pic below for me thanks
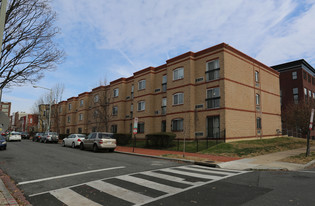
[7,132,22,142]
[62,134,87,148]
[33,133,44,142]
[21,132,30,139]
[41,132,59,143]
[0,136,7,150]
[80,132,116,152]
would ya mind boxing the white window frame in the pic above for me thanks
[79,113,83,121]
[80,99,84,107]
[94,95,99,103]
[206,59,220,81]
[255,71,259,82]
[292,71,297,80]
[173,93,184,105]
[67,116,70,123]
[206,87,220,109]
[256,94,260,105]
[138,101,145,111]
[112,106,118,115]
[138,80,146,90]
[173,67,184,80]
[113,88,119,97]
[68,103,71,111]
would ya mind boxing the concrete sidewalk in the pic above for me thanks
[115,146,315,171]
[218,146,315,171]
[0,179,18,206]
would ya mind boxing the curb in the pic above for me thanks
[115,150,218,168]
[304,159,315,169]
[0,179,19,206]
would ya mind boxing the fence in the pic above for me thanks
[130,129,226,153]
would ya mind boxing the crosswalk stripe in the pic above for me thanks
[87,180,151,204]
[141,171,195,185]
[177,166,232,176]
[50,188,102,206]
[117,175,181,194]
[161,168,222,180]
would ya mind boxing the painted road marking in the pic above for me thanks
[87,180,151,204]
[50,188,102,206]
[28,165,250,206]
[18,166,125,185]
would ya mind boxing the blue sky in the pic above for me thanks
[3,0,315,114]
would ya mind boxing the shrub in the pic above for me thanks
[145,132,176,148]
[113,133,132,146]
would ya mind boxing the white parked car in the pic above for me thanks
[7,132,22,142]
[62,134,87,148]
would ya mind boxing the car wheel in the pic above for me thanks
[72,142,75,148]
[62,141,65,147]
[80,143,84,150]
[93,144,98,153]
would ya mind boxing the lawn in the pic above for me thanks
[200,137,313,157]
[281,152,315,164]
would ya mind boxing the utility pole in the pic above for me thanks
[0,0,8,104]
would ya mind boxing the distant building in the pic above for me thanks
[37,104,50,132]
[51,43,281,142]
[19,114,38,133]
[12,111,27,131]
[272,59,315,137]
[0,102,11,117]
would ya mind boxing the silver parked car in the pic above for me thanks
[41,132,59,143]
[80,132,116,152]
[62,134,86,148]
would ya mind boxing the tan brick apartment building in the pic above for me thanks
[50,43,281,142]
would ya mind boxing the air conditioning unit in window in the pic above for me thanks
[126,96,130,100]
[195,104,204,109]
[256,106,260,111]
[155,110,160,115]
[125,115,130,118]
[155,88,161,93]
[195,77,204,83]
[255,83,260,87]
[195,132,204,137]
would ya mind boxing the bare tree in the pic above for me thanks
[33,83,64,132]
[0,0,64,89]
[282,100,315,137]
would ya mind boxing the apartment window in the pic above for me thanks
[66,129,70,134]
[138,122,144,133]
[292,71,297,80]
[59,107,62,113]
[30,118,33,124]
[293,88,299,104]
[68,103,72,111]
[255,71,259,82]
[173,93,184,105]
[171,119,183,132]
[111,125,117,133]
[308,74,311,83]
[206,87,220,109]
[113,88,119,97]
[112,106,118,116]
[162,75,167,92]
[138,101,145,111]
[94,95,99,103]
[93,110,99,119]
[257,117,262,129]
[162,98,167,115]
[67,116,70,123]
[256,94,260,105]
[206,59,220,81]
[79,113,83,121]
[305,88,308,100]
[138,80,146,90]
[80,99,84,107]
[309,90,312,97]
[78,128,82,134]
[313,77,315,85]
[173,67,184,80]
[131,84,134,99]
[161,120,166,132]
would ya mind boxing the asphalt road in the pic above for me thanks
[1,140,315,206]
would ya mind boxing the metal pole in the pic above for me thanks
[48,92,52,132]
[0,0,8,107]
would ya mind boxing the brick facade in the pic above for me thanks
[50,43,281,142]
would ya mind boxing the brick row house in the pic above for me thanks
[49,43,281,142]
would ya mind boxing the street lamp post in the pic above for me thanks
[33,85,53,132]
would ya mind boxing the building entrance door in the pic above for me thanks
[207,116,220,138]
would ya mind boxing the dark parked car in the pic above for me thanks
[21,132,30,139]
[0,136,7,150]
[33,133,44,142]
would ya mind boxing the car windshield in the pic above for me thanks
[11,132,20,135]
[49,132,58,135]
[99,133,114,139]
